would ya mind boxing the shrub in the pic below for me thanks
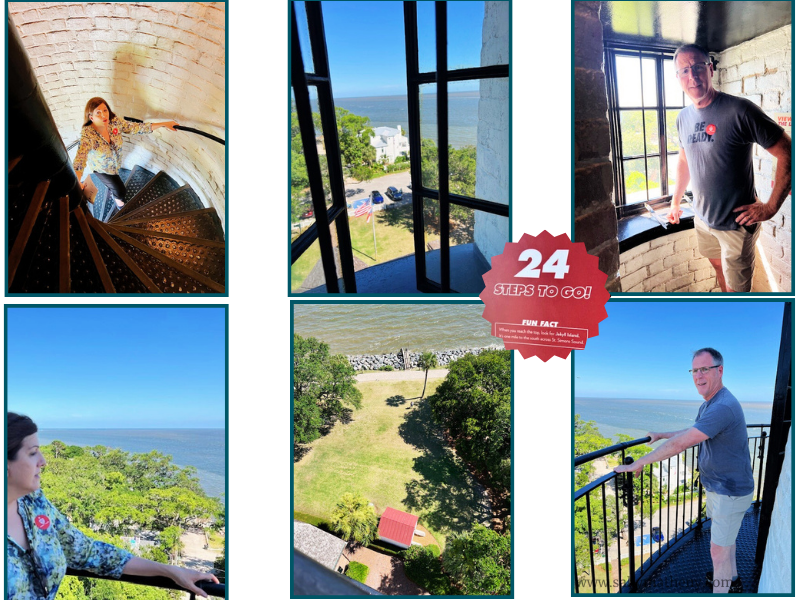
[347,561,369,584]
[380,365,394,371]
[404,545,454,595]
[330,493,378,545]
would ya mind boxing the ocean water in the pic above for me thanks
[575,397,774,443]
[37,429,225,499]
[293,303,501,354]
[310,92,479,149]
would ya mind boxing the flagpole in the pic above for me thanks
[371,205,377,261]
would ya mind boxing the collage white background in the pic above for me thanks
[0,1,586,598]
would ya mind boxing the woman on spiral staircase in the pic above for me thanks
[73,97,179,209]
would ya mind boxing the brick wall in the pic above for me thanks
[714,25,791,291]
[573,2,620,292]
[758,428,791,593]
[619,230,720,292]
[8,2,226,227]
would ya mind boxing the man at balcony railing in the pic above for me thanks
[615,348,753,593]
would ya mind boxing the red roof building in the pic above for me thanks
[378,507,419,549]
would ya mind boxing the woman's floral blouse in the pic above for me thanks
[7,490,133,600]
[72,116,152,176]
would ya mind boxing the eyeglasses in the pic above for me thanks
[689,365,721,375]
[676,63,711,78]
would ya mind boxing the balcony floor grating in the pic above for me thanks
[636,505,760,593]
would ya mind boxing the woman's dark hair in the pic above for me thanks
[83,97,116,126]
[7,413,38,461]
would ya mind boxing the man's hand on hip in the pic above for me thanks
[732,201,778,226]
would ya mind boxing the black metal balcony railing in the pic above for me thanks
[67,568,226,599]
[573,424,770,594]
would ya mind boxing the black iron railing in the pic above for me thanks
[67,568,225,599]
[65,119,225,152]
[573,424,770,594]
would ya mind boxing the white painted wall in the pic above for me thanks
[474,1,509,265]
[758,428,791,593]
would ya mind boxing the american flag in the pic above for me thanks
[353,199,372,220]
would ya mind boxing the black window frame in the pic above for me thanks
[605,43,689,219]
[290,1,510,294]
[404,1,510,293]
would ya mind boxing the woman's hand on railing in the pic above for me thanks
[153,121,180,132]
[165,565,220,598]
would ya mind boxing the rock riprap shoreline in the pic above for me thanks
[347,346,503,371]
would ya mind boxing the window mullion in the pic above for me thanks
[637,52,651,202]
[657,56,669,198]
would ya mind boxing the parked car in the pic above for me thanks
[370,190,384,204]
[302,208,313,219]
[386,186,403,201]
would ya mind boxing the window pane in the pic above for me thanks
[294,1,315,74]
[447,1,508,70]
[623,158,648,204]
[448,81,478,197]
[620,111,644,157]
[666,109,681,152]
[420,83,438,188]
[646,158,662,201]
[351,192,415,271]
[291,237,322,293]
[451,205,506,294]
[667,152,679,196]
[663,58,686,106]
[423,196,441,285]
[644,110,658,155]
[642,58,657,106]
[616,55,643,108]
[417,1,436,73]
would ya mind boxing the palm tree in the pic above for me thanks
[419,351,438,399]
[330,493,377,546]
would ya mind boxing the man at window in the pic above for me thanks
[614,348,753,593]
[667,43,792,292]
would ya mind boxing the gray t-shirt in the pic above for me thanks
[693,386,754,496]
[677,92,784,230]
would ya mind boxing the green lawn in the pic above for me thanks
[294,379,489,548]
[290,204,425,292]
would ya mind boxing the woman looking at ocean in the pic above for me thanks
[6,413,218,599]
[73,97,179,208]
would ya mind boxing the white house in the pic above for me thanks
[370,126,409,163]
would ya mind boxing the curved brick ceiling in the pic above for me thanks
[9,2,226,224]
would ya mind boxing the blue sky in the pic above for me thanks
[575,301,786,403]
[7,307,226,429]
[299,1,486,98]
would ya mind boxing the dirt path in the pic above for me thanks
[180,531,221,573]
[356,369,449,382]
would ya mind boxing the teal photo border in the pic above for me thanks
[570,297,795,596]
[287,0,513,298]
[4,303,229,595]
[290,298,514,598]
[4,1,229,297]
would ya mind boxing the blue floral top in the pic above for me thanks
[72,116,152,176]
[6,490,133,600]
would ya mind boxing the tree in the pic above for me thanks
[294,334,362,444]
[329,493,377,546]
[418,351,438,399]
[51,440,66,459]
[574,415,612,487]
[157,526,184,564]
[428,350,511,490]
[442,525,510,595]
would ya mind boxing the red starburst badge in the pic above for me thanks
[705,124,716,135]
[112,128,119,135]
[34,515,50,530]
[480,232,610,361]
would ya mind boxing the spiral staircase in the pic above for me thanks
[8,159,225,294]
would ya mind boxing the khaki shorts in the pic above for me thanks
[706,489,752,546]
[694,218,760,292]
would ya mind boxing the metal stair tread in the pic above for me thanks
[119,209,225,242]
[113,185,204,223]
[111,171,179,222]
